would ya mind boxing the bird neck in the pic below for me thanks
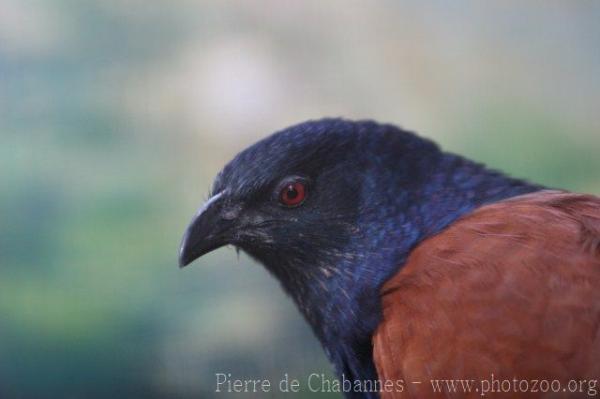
[261,152,543,392]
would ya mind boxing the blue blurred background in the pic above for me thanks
[1,1,599,398]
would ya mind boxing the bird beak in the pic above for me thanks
[179,191,233,268]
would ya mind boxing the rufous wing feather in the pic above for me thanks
[373,191,600,398]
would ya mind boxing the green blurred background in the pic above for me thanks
[1,1,599,398]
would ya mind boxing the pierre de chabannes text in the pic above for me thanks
[215,373,599,396]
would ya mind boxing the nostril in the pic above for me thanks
[222,205,242,220]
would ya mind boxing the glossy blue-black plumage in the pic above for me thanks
[208,119,541,398]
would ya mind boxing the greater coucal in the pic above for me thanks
[179,119,600,398]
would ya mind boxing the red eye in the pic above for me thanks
[280,181,306,207]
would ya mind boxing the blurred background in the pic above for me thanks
[1,1,599,398]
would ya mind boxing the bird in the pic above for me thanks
[178,118,600,398]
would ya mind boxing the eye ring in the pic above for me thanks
[278,179,307,207]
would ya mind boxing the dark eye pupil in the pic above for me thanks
[286,186,298,199]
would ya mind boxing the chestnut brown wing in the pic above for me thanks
[373,191,600,398]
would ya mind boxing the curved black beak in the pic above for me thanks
[179,192,234,268]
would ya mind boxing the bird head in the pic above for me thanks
[179,119,441,283]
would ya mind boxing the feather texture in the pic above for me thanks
[373,191,600,398]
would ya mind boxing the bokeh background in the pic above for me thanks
[1,1,599,398]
